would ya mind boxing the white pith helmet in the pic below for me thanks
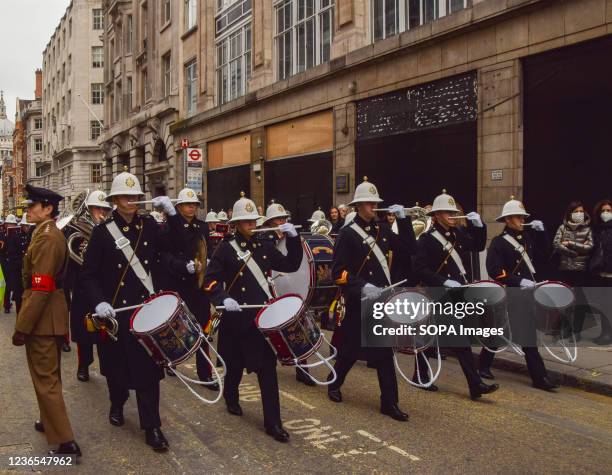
[265,200,290,223]
[176,187,200,206]
[86,190,112,209]
[205,210,219,223]
[229,192,263,223]
[307,209,326,223]
[349,176,383,205]
[217,210,228,222]
[497,196,530,222]
[107,171,144,198]
[5,214,18,224]
[428,189,460,216]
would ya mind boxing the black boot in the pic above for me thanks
[49,441,81,457]
[165,368,176,377]
[381,403,409,421]
[478,368,495,380]
[34,420,44,433]
[199,376,219,391]
[226,402,243,416]
[77,366,90,382]
[265,424,290,443]
[413,381,438,392]
[62,342,71,352]
[594,316,612,345]
[469,382,499,400]
[109,406,124,426]
[145,428,169,452]
[296,369,316,387]
[533,377,559,391]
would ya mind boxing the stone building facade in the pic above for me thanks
[42,0,105,213]
[24,70,45,187]
[0,92,14,215]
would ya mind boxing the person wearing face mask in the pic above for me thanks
[589,199,612,345]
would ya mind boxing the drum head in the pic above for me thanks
[271,238,314,302]
[385,291,431,325]
[257,295,304,330]
[132,294,179,332]
[534,282,575,310]
[464,280,506,306]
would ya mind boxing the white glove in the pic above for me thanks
[186,260,196,274]
[278,223,298,237]
[95,302,116,318]
[520,279,536,290]
[152,196,176,216]
[466,212,483,228]
[388,204,406,220]
[223,298,242,312]
[443,279,462,288]
[530,220,544,232]
[363,283,383,299]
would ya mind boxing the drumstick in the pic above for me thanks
[253,225,303,233]
[384,279,408,290]
[131,198,180,205]
[449,215,469,219]
[91,303,147,318]
[374,206,422,212]
[216,304,267,310]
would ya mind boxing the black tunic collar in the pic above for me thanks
[433,222,455,240]
[112,210,143,232]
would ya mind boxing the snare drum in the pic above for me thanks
[130,292,201,367]
[271,235,337,310]
[255,294,322,365]
[463,280,508,329]
[384,289,434,353]
[533,281,575,333]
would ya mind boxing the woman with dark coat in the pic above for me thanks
[589,199,612,344]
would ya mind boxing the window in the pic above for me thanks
[126,15,133,53]
[162,53,171,97]
[185,0,197,31]
[216,23,251,105]
[91,83,104,104]
[274,0,334,81]
[162,0,171,24]
[69,18,72,36]
[216,0,252,34]
[127,76,133,111]
[92,46,104,68]
[34,138,43,152]
[91,163,102,183]
[61,63,65,82]
[142,69,149,102]
[34,118,43,129]
[90,120,103,140]
[374,0,471,41]
[67,90,71,111]
[141,2,149,44]
[184,60,198,116]
[68,55,72,75]
[93,8,103,30]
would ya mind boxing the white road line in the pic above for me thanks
[280,390,316,410]
[356,430,421,461]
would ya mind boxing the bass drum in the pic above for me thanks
[271,234,337,310]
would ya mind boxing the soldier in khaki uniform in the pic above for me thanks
[12,185,81,458]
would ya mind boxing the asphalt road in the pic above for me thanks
[0,312,610,474]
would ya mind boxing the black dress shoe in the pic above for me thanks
[109,406,124,426]
[470,382,500,400]
[328,388,342,403]
[4,308,10,314]
[593,333,612,345]
[49,441,81,457]
[381,404,409,422]
[415,382,438,392]
[478,368,495,380]
[533,377,559,391]
[34,420,44,433]
[77,366,89,382]
[165,368,176,377]
[265,424,290,442]
[296,370,316,387]
[145,428,169,452]
[199,376,219,391]
[226,402,243,416]
[62,342,71,352]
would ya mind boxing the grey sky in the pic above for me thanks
[0,0,70,121]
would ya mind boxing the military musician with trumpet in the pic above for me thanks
[203,193,302,443]
[157,187,218,389]
[62,190,112,382]
[80,171,175,452]
[328,177,416,421]
[413,190,500,400]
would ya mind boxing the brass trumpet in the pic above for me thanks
[58,190,97,265]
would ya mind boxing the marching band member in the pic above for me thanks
[308,208,326,224]
[81,171,175,452]
[12,185,81,457]
[479,197,558,391]
[65,190,111,382]
[260,200,316,387]
[203,193,302,443]
[414,190,499,400]
[204,209,219,255]
[2,214,20,314]
[328,178,416,421]
[158,188,217,389]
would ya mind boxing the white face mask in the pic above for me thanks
[571,212,584,223]
[601,211,612,223]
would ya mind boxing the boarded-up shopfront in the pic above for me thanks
[264,111,334,226]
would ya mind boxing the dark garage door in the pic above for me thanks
[206,164,250,213]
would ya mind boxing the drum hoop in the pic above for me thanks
[255,293,306,331]
[277,310,324,364]
[382,287,432,325]
[130,290,183,335]
[534,280,575,310]
[465,279,507,305]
